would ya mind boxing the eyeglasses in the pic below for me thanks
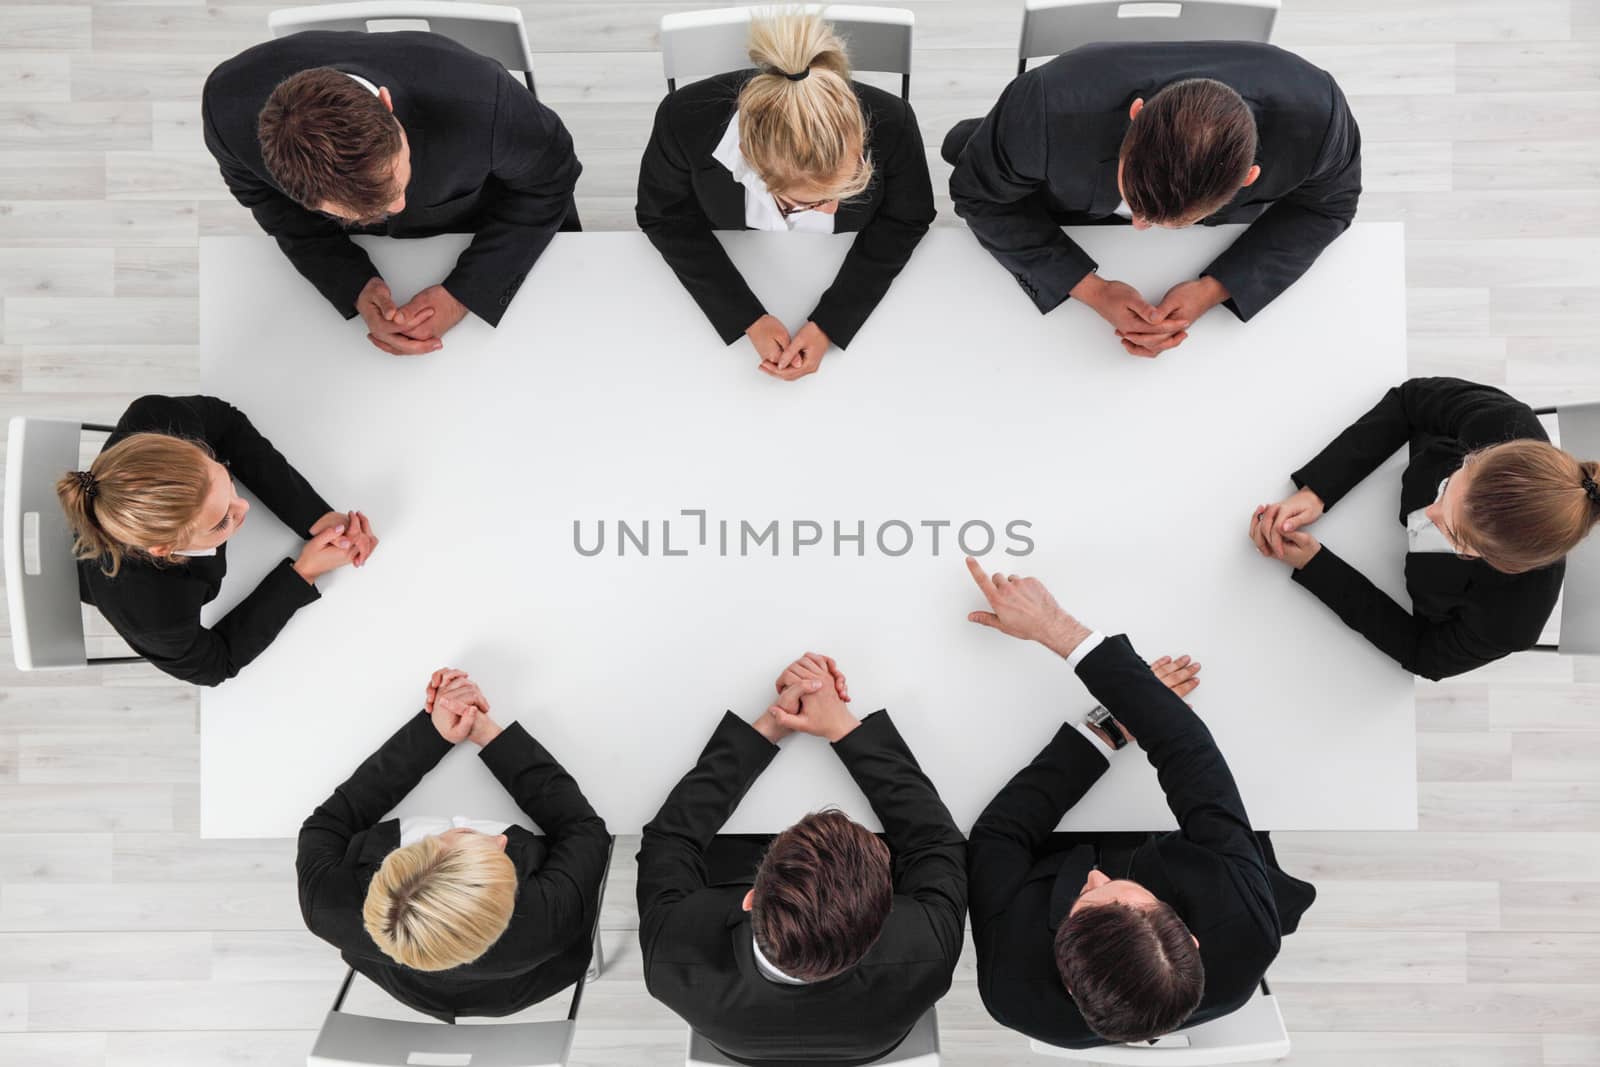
[771,155,870,217]
[772,193,833,217]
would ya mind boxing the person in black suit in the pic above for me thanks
[56,394,378,686]
[637,11,935,381]
[202,31,581,357]
[1252,377,1600,680]
[637,651,966,1065]
[297,668,610,1021]
[961,557,1316,1048]
[945,41,1361,359]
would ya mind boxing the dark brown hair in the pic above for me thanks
[257,68,402,221]
[1119,78,1257,225]
[751,810,892,982]
[1055,901,1204,1043]
[1457,440,1600,574]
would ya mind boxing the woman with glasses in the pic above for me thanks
[1248,377,1600,680]
[636,10,935,381]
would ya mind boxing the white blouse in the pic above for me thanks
[711,112,837,235]
[1406,478,1456,555]
[398,815,511,846]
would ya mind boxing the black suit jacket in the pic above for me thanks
[636,71,935,348]
[202,31,581,326]
[77,394,330,687]
[949,41,1361,322]
[297,712,611,1021]
[970,636,1315,1050]
[1290,377,1564,680]
[637,711,966,1066]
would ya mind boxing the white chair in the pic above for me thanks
[268,1,538,95]
[1017,0,1280,74]
[4,417,143,671]
[1533,402,1600,655]
[307,837,614,1067]
[1029,980,1289,1064]
[687,1005,940,1066]
[660,4,914,99]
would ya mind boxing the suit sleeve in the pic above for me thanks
[1293,378,1541,510]
[636,712,777,966]
[968,723,1108,928]
[1292,545,1512,680]
[833,711,968,965]
[808,102,935,348]
[200,77,379,319]
[636,96,765,344]
[181,395,331,536]
[127,558,319,687]
[1202,75,1361,322]
[1074,636,1269,879]
[297,712,453,922]
[440,74,581,327]
[1203,74,1356,319]
[949,69,1098,314]
[477,722,610,945]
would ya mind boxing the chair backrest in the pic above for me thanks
[5,417,91,671]
[687,1005,939,1066]
[1555,402,1600,655]
[660,4,914,98]
[1018,0,1279,72]
[268,2,536,91]
[1028,982,1289,1064]
[308,1005,576,1067]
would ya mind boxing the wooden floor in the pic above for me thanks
[1,1,1598,1064]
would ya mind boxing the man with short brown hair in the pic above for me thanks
[945,41,1361,359]
[638,652,967,1065]
[961,557,1316,1050]
[202,31,581,356]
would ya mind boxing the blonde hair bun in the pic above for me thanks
[56,432,214,577]
[738,9,873,201]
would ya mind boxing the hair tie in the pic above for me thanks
[784,67,810,82]
[1583,476,1600,505]
[74,470,98,500]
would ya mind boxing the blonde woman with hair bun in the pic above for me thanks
[57,394,378,686]
[298,669,610,1019]
[1250,377,1599,680]
[637,8,934,381]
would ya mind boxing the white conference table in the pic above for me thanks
[198,222,1414,838]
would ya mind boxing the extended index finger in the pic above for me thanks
[965,555,998,602]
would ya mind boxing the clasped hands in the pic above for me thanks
[357,277,470,357]
[423,667,504,747]
[293,510,380,584]
[746,315,831,382]
[1248,486,1325,570]
[1071,274,1229,359]
[753,652,859,743]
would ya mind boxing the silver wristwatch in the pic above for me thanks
[1085,704,1128,750]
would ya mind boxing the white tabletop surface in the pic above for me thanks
[198,222,1414,838]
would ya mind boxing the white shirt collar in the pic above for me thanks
[343,71,381,96]
[711,112,836,235]
[171,546,217,558]
[1406,478,1456,554]
[751,934,808,985]
[398,815,511,847]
